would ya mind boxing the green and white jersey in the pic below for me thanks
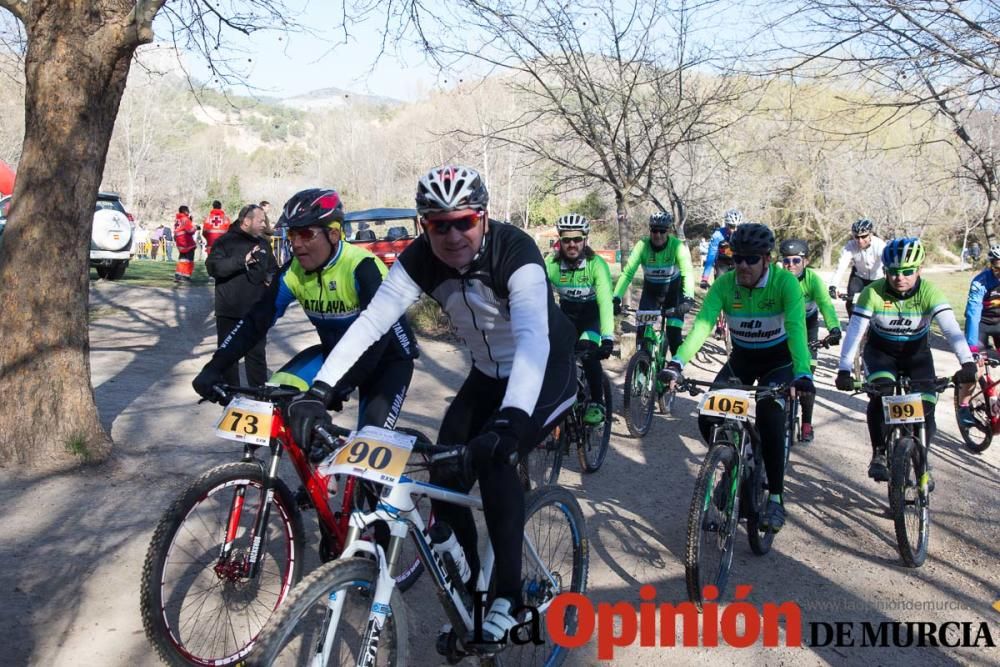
[839,278,973,370]
[613,236,694,299]
[545,251,615,338]
[675,264,812,377]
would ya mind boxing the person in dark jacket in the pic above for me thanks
[205,203,277,386]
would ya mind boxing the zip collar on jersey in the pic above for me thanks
[558,254,586,271]
[305,239,345,275]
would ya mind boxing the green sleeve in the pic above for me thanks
[780,270,812,377]
[613,240,647,299]
[809,269,840,330]
[593,256,615,338]
[675,277,727,365]
[677,240,694,298]
[544,254,559,286]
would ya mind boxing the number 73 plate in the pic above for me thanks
[214,396,274,447]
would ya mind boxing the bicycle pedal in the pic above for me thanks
[294,486,314,510]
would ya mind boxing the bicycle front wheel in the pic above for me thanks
[578,373,613,472]
[524,428,564,488]
[685,443,740,608]
[249,557,407,666]
[140,462,304,666]
[953,382,993,453]
[890,437,930,567]
[508,485,590,667]
[623,349,656,437]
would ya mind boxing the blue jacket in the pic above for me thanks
[965,268,1000,347]
[701,226,733,279]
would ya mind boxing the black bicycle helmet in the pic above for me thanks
[279,188,345,229]
[779,238,809,257]
[415,165,489,216]
[851,217,874,236]
[730,222,775,255]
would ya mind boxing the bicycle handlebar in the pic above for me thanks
[676,377,792,400]
[809,333,840,352]
[852,377,953,396]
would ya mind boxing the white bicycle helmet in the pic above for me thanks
[723,209,743,227]
[556,213,590,235]
[988,244,1000,261]
[415,166,489,216]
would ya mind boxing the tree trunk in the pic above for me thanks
[0,7,138,467]
[983,187,998,247]
[615,192,633,306]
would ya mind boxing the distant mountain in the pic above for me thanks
[279,87,405,111]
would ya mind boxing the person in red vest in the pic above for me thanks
[173,205,198,283]
[201,200,231,255]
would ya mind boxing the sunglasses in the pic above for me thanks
[287,227,326,242]
[649,227,670,234]
[855,234,871,240]
[781,256,804,265]
[422,211,482,235]
[733,254,764,266]
[560,235,586,244]
[886,267,918,277]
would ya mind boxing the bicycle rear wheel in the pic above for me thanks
[249,557,408,666]
[578,373,613,472]
[685,443,740,608]
[953,382,993,453]
[140,462,303,666]
[623,350,656,437]
[505,485,590,667]
[889,437,930,567]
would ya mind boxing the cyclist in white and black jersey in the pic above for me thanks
[829,218,885,317]
[285,165,577,646]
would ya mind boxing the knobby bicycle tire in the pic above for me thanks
[578,373,613,472]
[685,443,740,608]
[623,349,656,437]
[953,382,993,453]
[140,462,304,667]
[890,437,930,567]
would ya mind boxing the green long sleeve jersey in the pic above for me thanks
[545,251,615,338]
[613,236,694,300]
[798,267,840,330]
[675,264,813,378]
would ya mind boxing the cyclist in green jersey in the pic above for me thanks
[545,214,615,425]
[661,223,815,532]
[835,237,976,481]
[779,239,842,442]
[612,211,695,354]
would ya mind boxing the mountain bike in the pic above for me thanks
[953,352,1000,453]
[526,348,613,486]
[623,304,688,437]
[249,427,589,666]
[140,384,428,666]
[856,375,952,567]
[680,378,793,608]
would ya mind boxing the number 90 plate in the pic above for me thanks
[883,393,924,424]
[319,425,416,486]
[214,396,274,446]
[698,389,755,422]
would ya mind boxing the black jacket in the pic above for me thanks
[206,225,278,318]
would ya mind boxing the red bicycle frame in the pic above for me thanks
[978,365,1000,434]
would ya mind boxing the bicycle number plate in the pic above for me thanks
[698,389,754,422]
[214,396,274,446]
[319,425,416,486]
[635,310,661,326]
[883,393,924,424]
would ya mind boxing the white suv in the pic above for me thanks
[0,192,138,279]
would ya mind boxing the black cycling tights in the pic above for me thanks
[697,357,793,497]
[430,359,576,601]
[863,345,938,454]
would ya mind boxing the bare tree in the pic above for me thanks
[780,0,1000,243]
[0,0,300,468]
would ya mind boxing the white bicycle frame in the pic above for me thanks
[311,472,560,667]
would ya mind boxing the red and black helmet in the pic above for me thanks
[278,188,345,229]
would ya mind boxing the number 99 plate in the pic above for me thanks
[214,396,274,446]
[698,389,755,422]
[319,425,416,486]
[883,393,924,424]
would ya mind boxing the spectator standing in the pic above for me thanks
[202,200,232,256]
[162,223,174,261]
[173,205,198,283]
[970,241,982,264]
[205,204,277,386]
[150,224,163,260]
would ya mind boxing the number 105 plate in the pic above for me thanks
[698,389,755,422]
[214,396,274,446]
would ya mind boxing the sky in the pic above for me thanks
[157,2,448,102]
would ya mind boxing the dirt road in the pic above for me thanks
[0,281,997,666]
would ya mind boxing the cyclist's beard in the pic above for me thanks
[650,237,667,252]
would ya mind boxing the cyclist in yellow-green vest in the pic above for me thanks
[612,211,695,354]
[193,188,418,431]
